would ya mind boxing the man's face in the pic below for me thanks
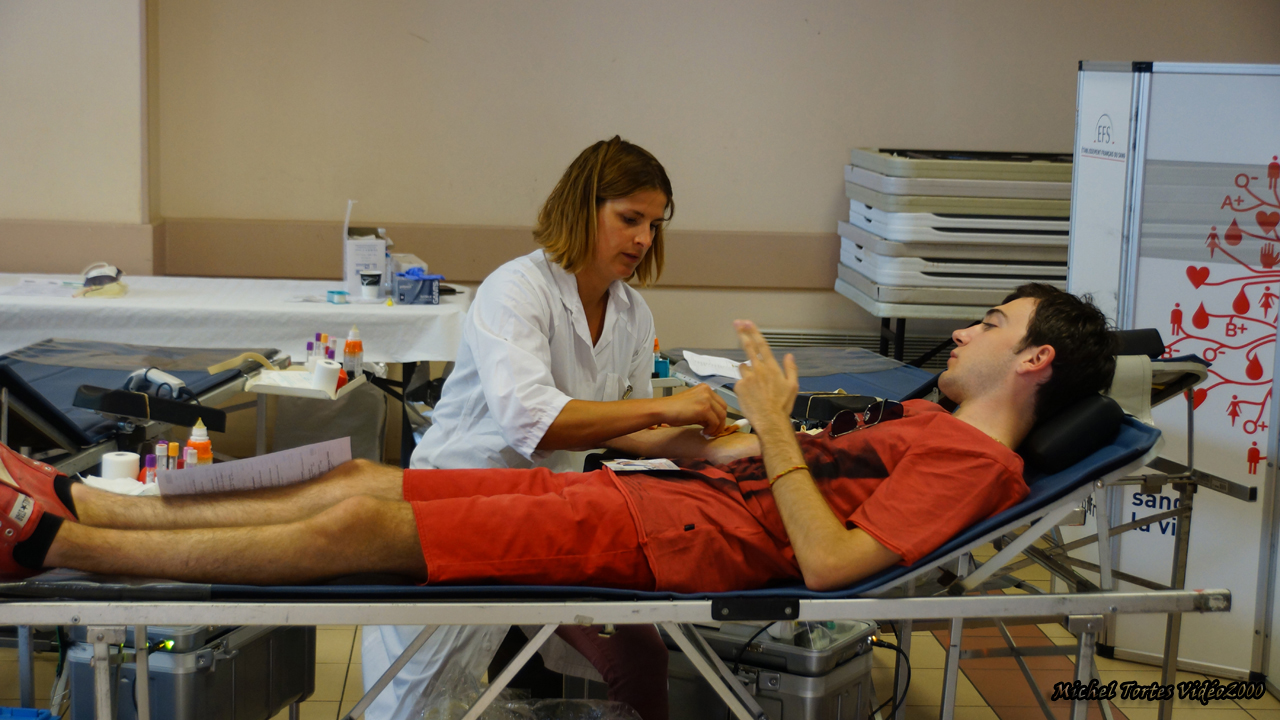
[938,297,1040,403]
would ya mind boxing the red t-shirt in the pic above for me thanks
[610,400,1027,592]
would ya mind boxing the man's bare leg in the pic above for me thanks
[44,495,427,584]
[72,460,404,531]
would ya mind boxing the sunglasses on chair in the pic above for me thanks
[829,400,905,437]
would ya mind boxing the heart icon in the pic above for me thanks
[1186,266,1210,288]
[1192,388,1207,409]
[1258,211,1280,235]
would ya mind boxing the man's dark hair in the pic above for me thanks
[1002,283,1116,422]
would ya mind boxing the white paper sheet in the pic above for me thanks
[0,278,77,297]
[602,458,680,472]
[82,475,161,496]
[683,350,748,380]
[157,437,352,496]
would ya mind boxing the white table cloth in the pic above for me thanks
[0,274,471,363]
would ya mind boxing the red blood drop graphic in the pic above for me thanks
[1193,388,1208,409]
[1234,287,1252,315]
[1247,354,1264,381]
[1192,302,1209,329]
[1226,219,1243,246]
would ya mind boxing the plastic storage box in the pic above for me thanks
[667,621,876,720]
[67,625,315,720]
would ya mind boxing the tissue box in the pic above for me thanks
[394,272,444,305]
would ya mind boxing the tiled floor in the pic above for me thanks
[6,544,1278,720]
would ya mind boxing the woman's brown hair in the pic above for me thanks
[534,136,673,286]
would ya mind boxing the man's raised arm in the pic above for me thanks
[732,321,900,591]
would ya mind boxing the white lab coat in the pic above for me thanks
[363,249,657,720]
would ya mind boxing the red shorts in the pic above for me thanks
[403,467,657,590]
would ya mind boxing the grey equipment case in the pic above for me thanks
[667,621,877,720]
[66,625,316,720]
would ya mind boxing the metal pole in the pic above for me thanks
[460,625,558,720]
[1069,616,1104,720]
[89,627,125,720]
[995,620,1055,720]
[2,387,9,446]
[663,622,765,720]
[134,625,150,720]
[1186,389,1195,471]
[1095,482,1117,646]
[342,625,440,720]
[1159,482,1195,720]
[892,620,912,720]
[1158,394,1197,720]
[939,618,963,720]
[17,625,33,708]
[893,577,917,720]
[400,361,418,468]
[255,394,268,456]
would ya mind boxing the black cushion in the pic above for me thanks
[1112,329,1165,358]
[1017,393,1124,476]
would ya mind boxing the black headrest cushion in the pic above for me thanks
[1017,393,1124,475]
[1112,329,1165,358]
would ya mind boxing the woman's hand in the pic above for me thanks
[654,384,728,436]
[540,385,726,452]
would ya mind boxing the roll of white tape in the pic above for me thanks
[100,451,140,481]
[311,359,343,393]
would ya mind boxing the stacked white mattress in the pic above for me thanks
[836,149,1073,317]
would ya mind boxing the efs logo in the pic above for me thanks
[1095,114,1114,144]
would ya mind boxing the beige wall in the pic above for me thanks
[150,0,1280,339]
[6,1,1280,338]
[0,0,146,224]
[156,0,1280,231]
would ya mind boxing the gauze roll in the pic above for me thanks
[311,359,343,393]
[100,451,140,480]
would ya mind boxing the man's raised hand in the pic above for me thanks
[733,320,799,431]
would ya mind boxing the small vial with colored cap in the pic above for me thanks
[653,338,670,378]
[144,454,157,484]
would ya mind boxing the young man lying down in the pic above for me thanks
[0,284,1114,592]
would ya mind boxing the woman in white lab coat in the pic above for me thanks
[363,137,742,720]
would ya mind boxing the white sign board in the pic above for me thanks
[1069,67,1280,676]
[1068,70,1135,324]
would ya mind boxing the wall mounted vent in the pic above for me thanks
[759,329,952,372]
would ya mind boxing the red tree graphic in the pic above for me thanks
[1167,164,1278,473]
